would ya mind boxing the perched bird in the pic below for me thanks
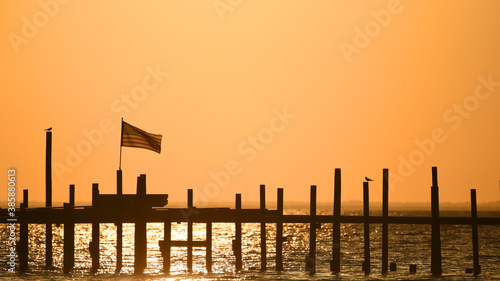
[45,127,52,131]
[365,177,373,182]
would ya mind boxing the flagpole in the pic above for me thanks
[119,117,123,170]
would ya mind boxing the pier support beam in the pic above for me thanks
[91,183,100,274]
[116,170,123,273]
[135,175,147,274]
[431,167,442,276]
[206,221,212,272]
[45,130,53,270]
[63,185,75,274]
[276,188,284,271]
[382,169,389,274]
[307,185,317,273]
[162,219,171,273]
[260,185,267,271]
[331,168,341,273]
[235,193,242,271]
[363,181,370,275]
[471,189,481,275]
[187,189,193,273]
[19,189,29,273]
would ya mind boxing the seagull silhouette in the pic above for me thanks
[365,177,373,182]
[45,127,52,131]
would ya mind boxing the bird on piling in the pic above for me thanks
[365,177,373,182]
[45,127,52,131]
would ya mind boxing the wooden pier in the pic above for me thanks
[2,131,498,275]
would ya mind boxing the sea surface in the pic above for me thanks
[1,210,499,280]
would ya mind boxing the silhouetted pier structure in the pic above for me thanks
[2,132,499,275]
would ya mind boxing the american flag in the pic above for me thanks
[121,121,162,153]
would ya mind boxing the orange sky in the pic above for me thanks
[1,1,500,206]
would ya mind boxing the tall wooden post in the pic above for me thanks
[276,188,284,271]
[260,184,266,271]
[206,221,212,272]
[187,189,193,273]
[431,167,442,276]
[135,175,147,274]
[19,189,29,273]
[308,185,317,273]
[471,189,481,275]
[382,168,389,274]
[235,193,242,271]
[363,181,370,274]
[163,219,171,273]
[45,131,53,269]
[331,168,341,273]
[116,170,123,273]
[63,185,75,273]
[91,183,100,274]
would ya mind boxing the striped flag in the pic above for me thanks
[121,121,162,153]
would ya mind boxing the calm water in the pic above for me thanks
[1,210,499,280]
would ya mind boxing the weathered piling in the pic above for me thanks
[135,175,147,274]
[206,221,212,272]
[19,189,29,273]
[308,185,317,273]
[116,170,123,273]
[260,184,266,271]
[162,220,171,273]
[63,185,75,273]
[363,181,370,275]
[91,183,100,274]
[431,167,442,276]
[331,168,341,273]
[470,189,480,275]
[382,168,389,274]
[45,131,53,269]
[187,189,193,273]
[276,188,284,271]
[235,193,243,271]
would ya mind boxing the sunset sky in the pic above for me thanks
[1,1,500,207]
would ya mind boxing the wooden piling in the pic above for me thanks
[431,167,442,276]
[308,185,317,273]
[69,184,75,206]
[206,221,212,272]
[260,184,266,271]
[382,168,389,274]
[235,193,242,271]
[63,185,75,273]
[116,170,123,273]
[363,181,370,275]
[276,188,284,271]
[135,175,147,274]
[187,189,193,273]
[63,203,74,273]
[471,189,480,275]
[331,168,341,273]
[163,220,171,273]
[91,183,100,274]
[19,189,29,273]
[45,131,53,269]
